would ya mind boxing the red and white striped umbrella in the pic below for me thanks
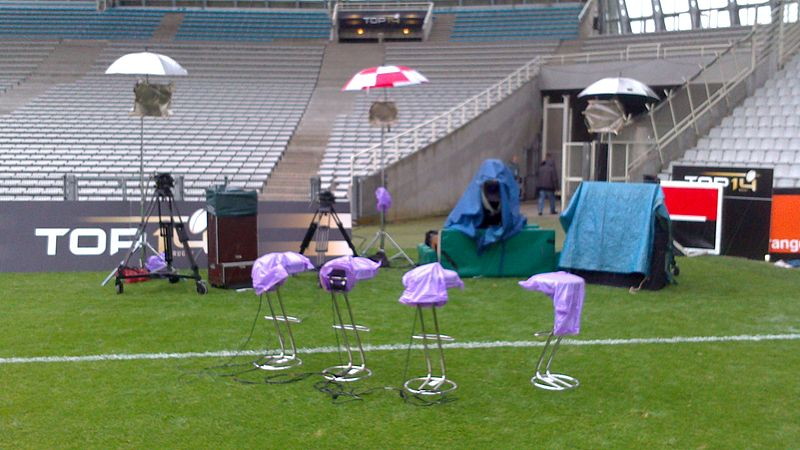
[342,65,428,91]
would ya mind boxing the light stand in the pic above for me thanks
[360,90,414,267]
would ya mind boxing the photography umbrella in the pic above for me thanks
[578,77,658,117]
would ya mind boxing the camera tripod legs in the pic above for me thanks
[109,190,207,295]
[299,206,358,265]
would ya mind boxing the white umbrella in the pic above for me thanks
[105,52,187,76]
[578,77,658,100]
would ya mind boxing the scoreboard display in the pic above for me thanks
[337,11,426,41]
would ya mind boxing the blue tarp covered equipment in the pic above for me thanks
[444,159,526,250]
[559,181,673,281]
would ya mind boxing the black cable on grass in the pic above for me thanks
[177,293,265,379]
[233,371,320,386]
[310,310,455,406]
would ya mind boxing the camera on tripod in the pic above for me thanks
[317,190,336,209]
[153,172,174,195]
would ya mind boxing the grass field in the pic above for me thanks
[2,214,799,448]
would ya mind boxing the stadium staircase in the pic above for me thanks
[261,43,384,201]
[152,12,184,41]
[427,13,454,42]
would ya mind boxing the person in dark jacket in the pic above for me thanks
[536,153,559,215]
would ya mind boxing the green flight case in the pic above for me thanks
[439,226,556,277]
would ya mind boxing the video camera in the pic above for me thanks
[318,190,336,209]
[327,268,348,292]
[153,172,174,195]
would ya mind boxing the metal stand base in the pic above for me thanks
[531,332,579,391]
[254,355,303,371]
[254,288,302,371]
[361,229,414,267]
[322,365,373,383]
[403,306,456,396]
[324,290,371,382]
[404,376,457,396]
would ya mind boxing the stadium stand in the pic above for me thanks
[0,40,324,201]
[175,9,330,42]
[447,3,581,42]
[0,1,164,40]
[672,53,800,189]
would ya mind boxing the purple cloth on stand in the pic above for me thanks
[376,187,392,212]
[251,251,314,295]
[399,263,464,307]
[319,256,381,292]
[519,271,585,336]
[145,253,167,272]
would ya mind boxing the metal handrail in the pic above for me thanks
[627,5,799,175]
[577,0,593,22]
[349,57,542,178]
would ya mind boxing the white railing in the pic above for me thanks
[349,57,542,178]
[540,42,744,65]
[627,4,800,176]
[577,0,593,22]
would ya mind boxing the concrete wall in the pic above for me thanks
[356,78,542,222]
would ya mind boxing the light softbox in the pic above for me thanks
[369,101,398,127]
[582,99,629,134]
[133,81,174,117]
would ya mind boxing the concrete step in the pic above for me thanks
[427,14,455,42]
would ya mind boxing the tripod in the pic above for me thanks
[111,173,207,295]
[299,191,357,266]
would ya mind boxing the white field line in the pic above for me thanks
[1,333,799,365]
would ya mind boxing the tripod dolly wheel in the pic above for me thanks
[168,275,180,284]
[196,281,208,295]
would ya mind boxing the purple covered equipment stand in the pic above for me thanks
[519,271,585,390]
[319,256,380,382]
[250,252,314,371]
[399,263,461,396]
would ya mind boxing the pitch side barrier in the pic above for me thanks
[0,200,352,272]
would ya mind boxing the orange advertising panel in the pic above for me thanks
[769,189,800,255]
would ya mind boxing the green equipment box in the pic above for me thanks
[439,226,556,277]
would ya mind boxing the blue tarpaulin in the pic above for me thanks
[559,181,670,276]
[444,159,526,250]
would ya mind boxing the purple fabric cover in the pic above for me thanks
[145,253,167,272]
[375,187,392,212]
[319,256,381,292]
[399,263,464,307]
[519,271,585,336]
[251,251,314,295]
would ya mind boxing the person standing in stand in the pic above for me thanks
[536,153,559,216]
